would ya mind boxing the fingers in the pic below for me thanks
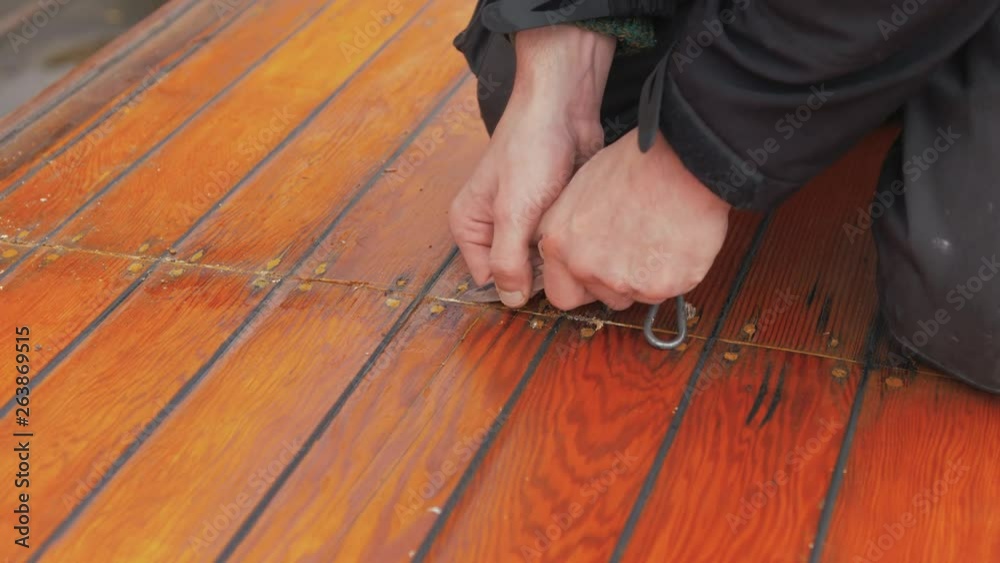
[489,211,535,307]
[490,179,557,308]
[539,243,594,310]
[449,166,497,286]
[585,283,634,311]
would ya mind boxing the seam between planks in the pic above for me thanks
[807,314,882,563]
[0,0,324,254]
[409,319,565,562]
[28,69,468,559]
[0,239,935,378]
[0,0,257,197]
[0,0,204,148]
[0,0,446,421]
[608,213,775,562]
[213,249,465,561]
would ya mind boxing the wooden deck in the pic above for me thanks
[0,0,998,561]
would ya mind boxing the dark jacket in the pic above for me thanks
[454,0,1000,210]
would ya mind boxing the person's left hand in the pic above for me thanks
[536,129,731,311]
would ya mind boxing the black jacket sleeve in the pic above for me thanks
[479,0,1000,210]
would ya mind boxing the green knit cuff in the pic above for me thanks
[575,17,655,54]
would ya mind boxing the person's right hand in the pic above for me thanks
[448,25,615,308]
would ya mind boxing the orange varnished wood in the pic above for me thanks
[0,244,137,372]
[228,306,551,561]
[821,369,1000,563]
[0,263,267,557]
[41,283,415,561]
[172,3,473,277]
[423,325,704,562]
[718,128,899,361]
[0,0,332,241]
[620,346,861,562]
[292,78,485,286]
[44,0,460,258]
[0,0,230,179]
[304,312,551,562]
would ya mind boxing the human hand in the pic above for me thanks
[449,25,614,308]
[537,129,731,311]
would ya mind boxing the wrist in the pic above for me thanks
[510,25,615,121]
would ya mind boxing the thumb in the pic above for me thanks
[490,215,534,308]
[490,193,548,308]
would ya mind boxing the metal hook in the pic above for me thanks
[644,295,688,350]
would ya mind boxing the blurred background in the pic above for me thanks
[0,0,168,118]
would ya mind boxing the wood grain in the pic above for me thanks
[317,312,552,562]
[717,128,899,361]
[226,306,548,561]
[40,282,412,561]
[821,368,1000,563]
[0,0,228,179]
[0,263,267,558]
[422,325,704,562]
[45,0,454,258]
[619,346,860,563]
[0,244,137,376]
[173,3,473,278]
[0,0,327,241]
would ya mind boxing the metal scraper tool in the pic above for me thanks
[457,255,687,350]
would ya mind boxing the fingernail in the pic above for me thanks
[498,290,525,308]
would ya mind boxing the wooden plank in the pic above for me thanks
[0,0,327,240]
[421,325,704,562]
[173,6,473,278]
[0,243,138,375]
[619,346,861,562]
[820,369,1000,563]
[231,311,552,562]
[39,282,416,561]
[0,0,227,179]
[0,263,268,557]
[224,305,522,561]
[46,0,452,258]
[717,128,898,361]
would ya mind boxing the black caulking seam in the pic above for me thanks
[30,64,464,557]
[610,213,774,562]
[807,314,881,563]
[218,254,476,561]
[0,0,204,148]
[410,318,564,563]
[0,0,258,199]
